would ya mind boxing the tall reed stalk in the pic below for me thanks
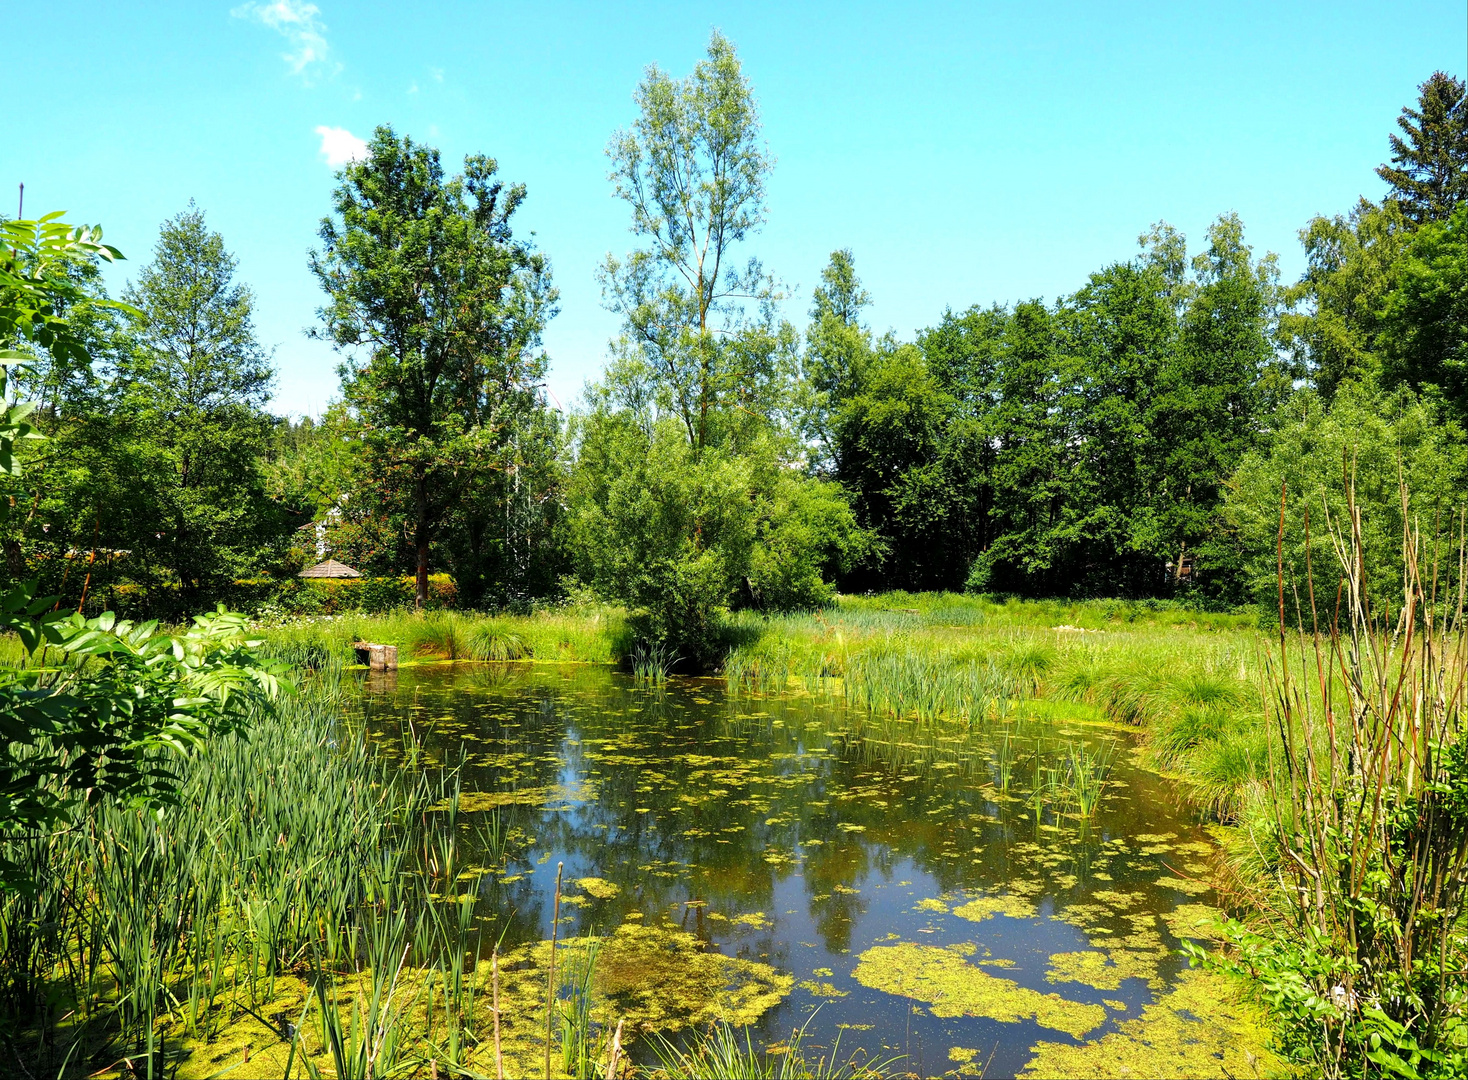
[1227,476,1468,1076]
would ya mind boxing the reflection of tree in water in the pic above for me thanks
[356,662,1202,984]
[803,837,871,953]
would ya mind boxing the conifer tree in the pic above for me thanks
[1377,71,1468,225]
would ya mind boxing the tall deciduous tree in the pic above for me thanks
[600,30,780,451]
[1379,204,1468,419]
[310,126,557,608]
[115,205,281,599]
[1377,72,1468,225]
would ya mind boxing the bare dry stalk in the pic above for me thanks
[605,1017,624,1080]
[1259,470,1468,1075]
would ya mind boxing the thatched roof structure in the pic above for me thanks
[298,559,361,579]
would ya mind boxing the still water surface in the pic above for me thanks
[352,663,1223,1077]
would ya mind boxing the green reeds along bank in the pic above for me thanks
[718,593,1271,818]
[257,605,631,669]
[0,669,479,1078]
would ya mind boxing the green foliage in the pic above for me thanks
[0,213,126,369]
[1377,71,1468,226]
[566,413,865,666]
[831,216,1281,599]
[0,604,286,886]
[310,125,558,608]
[1222,381,1467,616]
[0,365,282,901]
[1282,200,1410,399]
[1379,204,1468,420]
[600,30,781,452]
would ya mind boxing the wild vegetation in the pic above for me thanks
[2,23,1467,1080]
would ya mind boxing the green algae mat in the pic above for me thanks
[345,663,1279,1078]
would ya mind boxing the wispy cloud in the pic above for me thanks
[232,0,338,83]
[315,125,367,168]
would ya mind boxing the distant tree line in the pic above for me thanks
[4,37,1464,649]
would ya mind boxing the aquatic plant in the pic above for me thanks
[631,639,680,682]
[1019,966,1281,1079]
[1203,479,1468,1077]
[852,942,1105,1039]
[1057,741,1116,821]
[652,1013,893,1079]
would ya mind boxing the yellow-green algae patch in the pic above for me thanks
[496,922,792,1033]
[1155,874,1213,896]
[1045,948,1166,991]
[852,943,1105,1039]
[952,891,1038,922]
[1162,902,1227,941]
[1019,966,1284,1079]
[575,876,620,899]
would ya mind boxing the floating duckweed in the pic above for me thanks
[949,1046,980,1063]
[1161,903,1226,941]
[1045,948,1166,991]
[1018,967,1283,1079]
[953,892,1038,922]
[495,923,791,1033]
[445,787,553,811]
[1155,875,1213,896]
[575,876,619,900]
[734,911,772,930]
[852,943,1105,1039]
[1091,890,1144,909]
[916,897,950,914]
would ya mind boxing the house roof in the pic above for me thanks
[298,558,361,579]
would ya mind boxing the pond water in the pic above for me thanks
[352,662,1237,1078]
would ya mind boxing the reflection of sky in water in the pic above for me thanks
[353,664,1217,1077]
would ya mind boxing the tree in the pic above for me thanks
[1282,200,1410,399]
[110,205,283,601]
[600,30,779,451]
[0,212,284,891]
[803,249,873,466]
[1223,382,1467,615]
[310,126,557,608]
[1377,72,1468,225]
[1378,204,1468,421]
[565,409,865,664]
[1146,214,1281,596]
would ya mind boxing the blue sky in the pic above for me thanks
[10,1,1465,415]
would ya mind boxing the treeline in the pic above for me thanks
[5,36,1466,652]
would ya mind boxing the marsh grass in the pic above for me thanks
[716,595,1281,819]
[652,1014,895,1080]
[257,606,629,671]
[0,667,540,1078]
[1204,481,1468,1077]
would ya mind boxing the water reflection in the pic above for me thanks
[352,663,1220,1077]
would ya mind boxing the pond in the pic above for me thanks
[352,662,1259,1078]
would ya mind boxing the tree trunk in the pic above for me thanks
[414,467,430,610]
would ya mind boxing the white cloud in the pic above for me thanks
[315,125,367,168]
[232,0,338,83]
[428,66,444,83]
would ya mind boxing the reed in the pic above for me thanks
[1211,480,1468,1076]
[651,1015,893,1079]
